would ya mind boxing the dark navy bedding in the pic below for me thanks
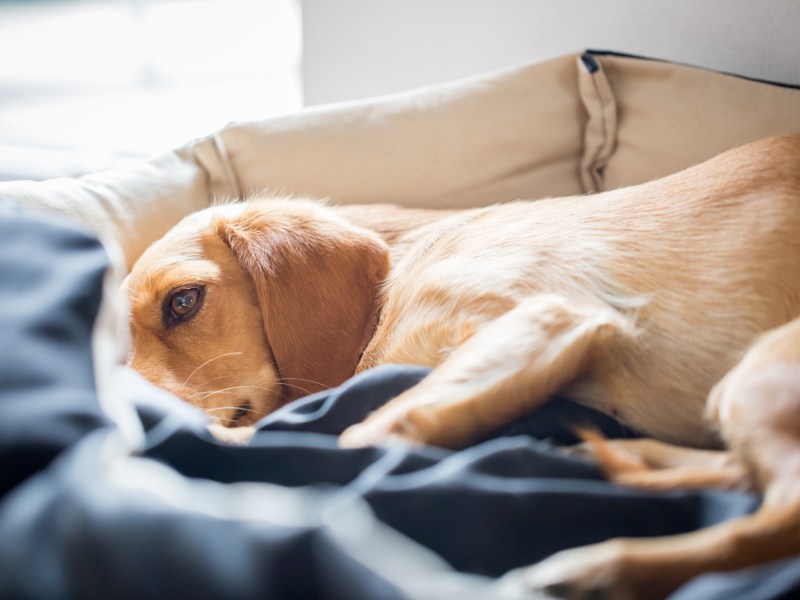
[2,200,800,599]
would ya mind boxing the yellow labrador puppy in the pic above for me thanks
[126,135,800,598]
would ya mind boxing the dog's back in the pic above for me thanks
[355,135,800,447]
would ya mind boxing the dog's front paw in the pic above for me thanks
[338,406,437,448]
[510,541,657,600]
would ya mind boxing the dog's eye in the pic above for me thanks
[167,287,203,322]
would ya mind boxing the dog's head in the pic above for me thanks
[126,198,390,426]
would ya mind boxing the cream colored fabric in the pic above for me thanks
[0,149,209,269]
[577,54,618,193]
[588,53,800,191]
[4,51,800,270]
[196,53,585,208]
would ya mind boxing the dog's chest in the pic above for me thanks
[363,220,552,370]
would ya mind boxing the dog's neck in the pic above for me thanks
[335,203,461,266]
[336,203,463,374]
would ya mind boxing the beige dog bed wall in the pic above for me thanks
[4,50,800,269]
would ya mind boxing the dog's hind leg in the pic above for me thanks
[515,317,800,600]
[511,500,800,600]
[568,431,753,492]
[710,319,800,511]
[339,294,631,449]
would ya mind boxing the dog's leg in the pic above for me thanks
[568,432,753,492]
[340,294,630,448]
[511,502,800,600]
[516,318,800,600]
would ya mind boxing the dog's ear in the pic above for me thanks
[216,201,390,402]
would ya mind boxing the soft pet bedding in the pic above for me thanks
[3,203,800,599]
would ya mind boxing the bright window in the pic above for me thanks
[0,0,302,180]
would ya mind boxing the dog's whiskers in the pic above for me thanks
[276,380,315,396]
[145,270,155,295]
[279,376,332,391]
[125,286,145,300]
[198,374,230,386]
[181,352,243,391]
[200,385,272,400]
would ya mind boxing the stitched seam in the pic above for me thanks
[585,65,610,191]
[212,134,243,201]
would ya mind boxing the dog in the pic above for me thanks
[126,134,800,598]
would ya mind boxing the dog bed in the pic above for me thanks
[2,51,800,599]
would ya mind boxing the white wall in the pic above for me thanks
[302,0,800,106]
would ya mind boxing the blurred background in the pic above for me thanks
[2,0,799,181]
[0,0,302,180]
